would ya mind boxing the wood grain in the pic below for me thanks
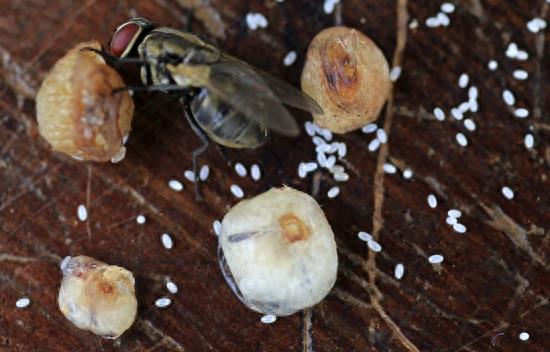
[0,0,548,351]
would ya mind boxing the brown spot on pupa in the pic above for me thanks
[100,282,114,295]
[322,36,360,100]
[279,213,311,243]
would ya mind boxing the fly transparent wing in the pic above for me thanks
[253,69,324,114]
[167,58,300,136]
[222,54,324,115]
[204,61,300,136]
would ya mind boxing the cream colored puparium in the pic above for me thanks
[58,256,137,339]
[220,186,338,316]
[36,41,134,162]
[301,26,390,133]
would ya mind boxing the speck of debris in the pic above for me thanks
[518,331,530,341]
[488,60,498,70]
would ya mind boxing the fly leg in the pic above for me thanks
[182,101,209,201]
[214,144,232,166]
[184,7,193,32]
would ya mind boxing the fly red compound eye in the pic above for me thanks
[110,22,141,58]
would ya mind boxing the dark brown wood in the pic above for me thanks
[0,1,548,351]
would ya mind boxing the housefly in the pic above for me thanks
[89,18,323,199]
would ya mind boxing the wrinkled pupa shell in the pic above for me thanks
[219,186,338,316]
[301,26,390,133]
[58,255,137,339]
[36,41,133,162]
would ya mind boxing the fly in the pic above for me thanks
[86,18,323,200]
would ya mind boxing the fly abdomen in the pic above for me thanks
[190,89,268,148]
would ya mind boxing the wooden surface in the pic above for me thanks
[0,1,549,351]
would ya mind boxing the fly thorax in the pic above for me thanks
[166,63,211,88]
